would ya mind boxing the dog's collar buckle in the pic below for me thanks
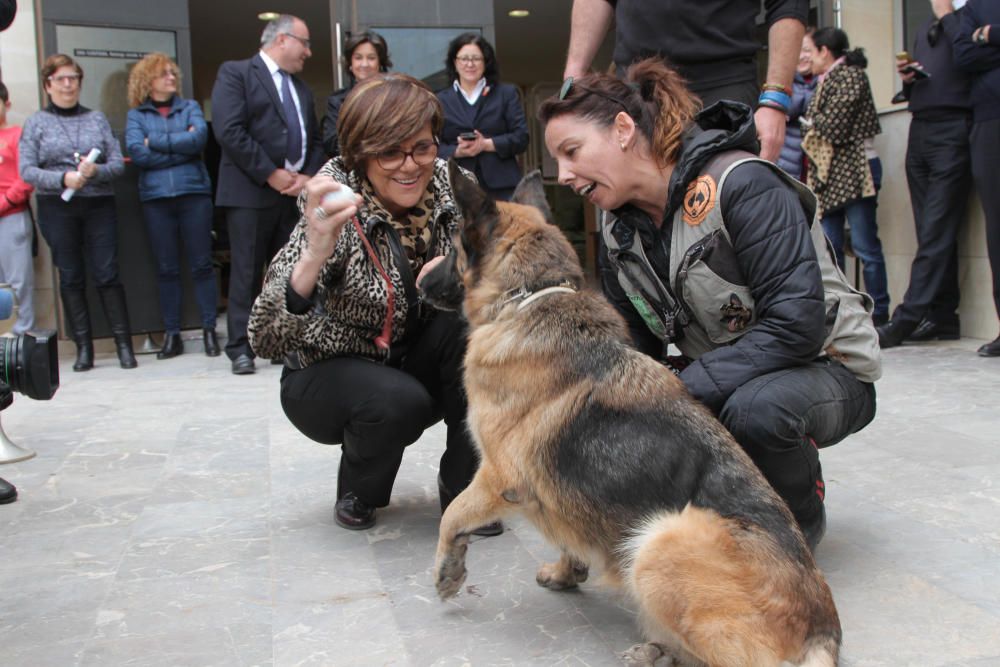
[499,283,576,311]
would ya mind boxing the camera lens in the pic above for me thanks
[0,330,60,401]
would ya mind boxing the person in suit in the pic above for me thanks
[210,14,324,375]
[436,33,528,201]
[321,31,392,158]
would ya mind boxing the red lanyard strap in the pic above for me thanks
[352,217,395,351]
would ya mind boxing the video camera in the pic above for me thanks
[0,286,59,406]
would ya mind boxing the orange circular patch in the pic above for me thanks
[683,175,717,226]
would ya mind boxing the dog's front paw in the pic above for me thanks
[435,543,469,599]
[536,557,589,591]
[621,642,670,666]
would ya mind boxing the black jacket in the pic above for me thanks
[210,54,325,209]
[904,14,972,119]
[599,102,825,413]
[321,85,351,158]
[437,82,529,194]
[949,0,1000,122]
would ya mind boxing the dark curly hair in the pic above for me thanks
[444,33,499,85]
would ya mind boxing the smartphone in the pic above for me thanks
[901,63,931,79]
[458,131,477,141]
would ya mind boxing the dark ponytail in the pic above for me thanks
[811,27,868,69]
[538,57,700,167]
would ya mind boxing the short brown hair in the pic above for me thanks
[127,53,181,108]
[537,58,700,168]
[344,31,392,82]
[41,53,83,86]
[337,73,443,174]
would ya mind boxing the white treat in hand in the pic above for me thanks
[322,185,356,208]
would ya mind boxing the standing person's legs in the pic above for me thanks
[843,194,890,322]
[86,196,136,369]
[280,357,436,528]
[718,359,876,547]
[264,196,299,262]
[969,118,1000,356]
[176,194,219,331]
[142,197,184,334]
[224,206,263,365]
[0,211,35,333]
[821,207,848,271]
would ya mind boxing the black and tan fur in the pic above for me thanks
[420,164,841,667]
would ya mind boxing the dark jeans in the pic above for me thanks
[895,114,972,327]
[717,359,876,525]
[36,195,121,291]
[142,194,218,332]
[224,198,298,359]
[278,311,479,508]
[970,117,1000,321]
[821,158,890,318]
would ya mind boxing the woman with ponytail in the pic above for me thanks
[540,58,881,551]
[802,27,890,326]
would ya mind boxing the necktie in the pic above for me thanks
[280,71,303,165]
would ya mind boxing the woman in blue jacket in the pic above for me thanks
[437,33,528,201]
[126,53,219,359]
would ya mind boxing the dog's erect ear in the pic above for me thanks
[448,160,498,264]
[511,170,553,225]
[448,160,497,226]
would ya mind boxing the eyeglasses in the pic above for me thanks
[371,140,438,170]
[47,74,81,86]
[558,77,630,113]
[282,32,311,49]
[456,55,484,64]
[159,70,178,79]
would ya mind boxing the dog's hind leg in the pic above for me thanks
[536,551,589,590]
[434,467,507,600]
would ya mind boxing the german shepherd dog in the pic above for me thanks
[420,163,841,667]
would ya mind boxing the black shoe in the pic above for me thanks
[471,521,504,537]
[203,329,220,357]
[978,335,1000,358]
[335,492,376,530]
[156,332,184,360]
[73,341,94,372]
[231,354,255,375]
[799,505,827,553]
[876,318,919,349]
[0,476,16,504]
[908,318,960,342]
[115,335,138,369]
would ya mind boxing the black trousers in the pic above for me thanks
[279,311,479,508]
[223,198,298,359]
[970,117,1000,322]
[35,195,121,291]
[717,359,876,525]
[894,114,973,326]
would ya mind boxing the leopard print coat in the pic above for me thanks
[248,157,466,367]
[802,64,881,214]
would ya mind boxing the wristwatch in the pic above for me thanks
[975,29,988,45]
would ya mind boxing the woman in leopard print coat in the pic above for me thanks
[248,74,497,535]
[802,27,890,324]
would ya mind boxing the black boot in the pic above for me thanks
[0,476,17,504]
[203,329,220,357]
[156,332,184,360]
[98,286,137,369]
[876,317,919,349]
[61,289,94,372]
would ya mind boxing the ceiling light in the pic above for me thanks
[508,9,530,18]
[258,12,280,21]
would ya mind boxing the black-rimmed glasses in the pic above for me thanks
[371,140,439,170]
[559,77,630,113]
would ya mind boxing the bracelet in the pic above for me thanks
[761,82,790,94]
[758,90,791,113]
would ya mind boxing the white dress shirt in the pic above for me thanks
[259,50,306,172]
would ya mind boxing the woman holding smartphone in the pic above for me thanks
[437,33,528,201]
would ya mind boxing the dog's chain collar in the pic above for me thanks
[497,282,577,311]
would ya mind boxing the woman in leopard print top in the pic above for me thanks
[248,74,499,536]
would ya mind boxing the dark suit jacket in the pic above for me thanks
[437,82,528,192]
[211,53,324,209]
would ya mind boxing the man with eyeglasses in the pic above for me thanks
[563,0,808,163]
[211,13,324,375]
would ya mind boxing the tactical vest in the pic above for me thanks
[602,150,882,383]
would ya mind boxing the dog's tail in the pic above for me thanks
[620,505,840,667]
